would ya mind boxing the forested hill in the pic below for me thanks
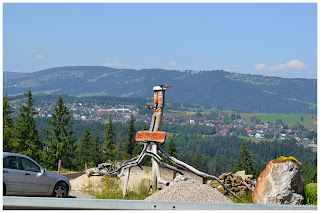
[3,66,317,114]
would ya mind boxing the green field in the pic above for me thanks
[240,113,317,131]
[255,114,315,122]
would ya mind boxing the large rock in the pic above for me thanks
[252,158,304,205]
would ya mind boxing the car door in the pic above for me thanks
[3,156,25,193]
[19,157,49,194]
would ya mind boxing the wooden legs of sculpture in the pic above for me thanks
[108,141,241,201]
[157,144,241,200]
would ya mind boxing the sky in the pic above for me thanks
[3,3,317,79]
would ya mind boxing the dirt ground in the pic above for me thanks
[68,166,205,196]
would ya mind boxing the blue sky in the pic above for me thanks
[3,3,317,78]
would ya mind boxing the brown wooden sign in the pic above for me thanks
[135,131,166,143]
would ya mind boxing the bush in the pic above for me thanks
[303,184,317,205]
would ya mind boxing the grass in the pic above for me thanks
[216,187,253,203]
[227,190,253,203]
[240,113,317,131]
[84,176,150,200]
[241,113,316,123]
[303,184,317,205]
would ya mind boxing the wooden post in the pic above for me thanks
[173,171,177,180]
[85,163,88,173]
[58,160,62,175]
[151,157,157,192]
[123,167,131,198]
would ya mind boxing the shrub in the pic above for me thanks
[303,184,317,205]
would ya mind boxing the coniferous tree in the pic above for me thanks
[164,139,177,166]
[102,115,116,162]
[3,93,14,152]
[192,151,203,170]
[166,139,176,157]
[77,129,93,168]
[234,142,257,177]
[142,123,147,130]
[42,97,77,170]
[92,130,102,166]
[13,90,42,161]
[125,114,136,156]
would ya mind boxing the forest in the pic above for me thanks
[3,91,317,186]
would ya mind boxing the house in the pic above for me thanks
[219,129,230,137]
[280,134,286,140]
[255,132,264,139]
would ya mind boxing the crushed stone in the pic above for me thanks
[145,181,234,203]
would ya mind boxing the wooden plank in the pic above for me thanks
[135,131,166,143]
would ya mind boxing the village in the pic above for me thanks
[10,99,317,149]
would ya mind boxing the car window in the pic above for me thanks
[3,156,19,170]
[20,157,40,173]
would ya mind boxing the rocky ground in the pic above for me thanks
[145,177,234,203]
[65,167,233,203]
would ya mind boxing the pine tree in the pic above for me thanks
[3,93,14,152]
[102,115,116,162]
[142,123,147,130]
[166,139,176,157]
[192,151,203,170]
[77,129,93,168]
[92,130,102,166]
[43,97,77,170]
[125,114,136,156]
[234,142,257,177]
[13,90,42,161]
[164,139,177,166]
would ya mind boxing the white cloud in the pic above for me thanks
[104,62,120,67]
[255,60,308,71]
[35,54,45,61]
[285,60,308,69]
[255,64,267,70]
[168,61,177,66]
[232,65,240,68]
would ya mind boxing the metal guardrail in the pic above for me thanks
[3,196,317,210]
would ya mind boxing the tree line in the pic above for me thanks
[3,90,145,171]
[3,90,317,184]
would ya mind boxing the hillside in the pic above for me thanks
[3,71,25,79]
[3,66,317,114]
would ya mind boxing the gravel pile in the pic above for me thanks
[145,181,234,203]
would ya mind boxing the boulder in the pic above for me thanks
[252,158,304,205]
[171,175,195,185]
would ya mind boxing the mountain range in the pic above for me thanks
[3,66,317,114]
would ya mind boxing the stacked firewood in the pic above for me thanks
[209,171,256,194]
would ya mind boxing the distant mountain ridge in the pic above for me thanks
[3,71,26,79]
[3,66,317,114]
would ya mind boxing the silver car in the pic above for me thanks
[3,152,71,198]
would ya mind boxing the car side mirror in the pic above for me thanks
[41,168,47,174]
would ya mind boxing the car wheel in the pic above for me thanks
[3,183,6,196]
[52,182,68,198]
